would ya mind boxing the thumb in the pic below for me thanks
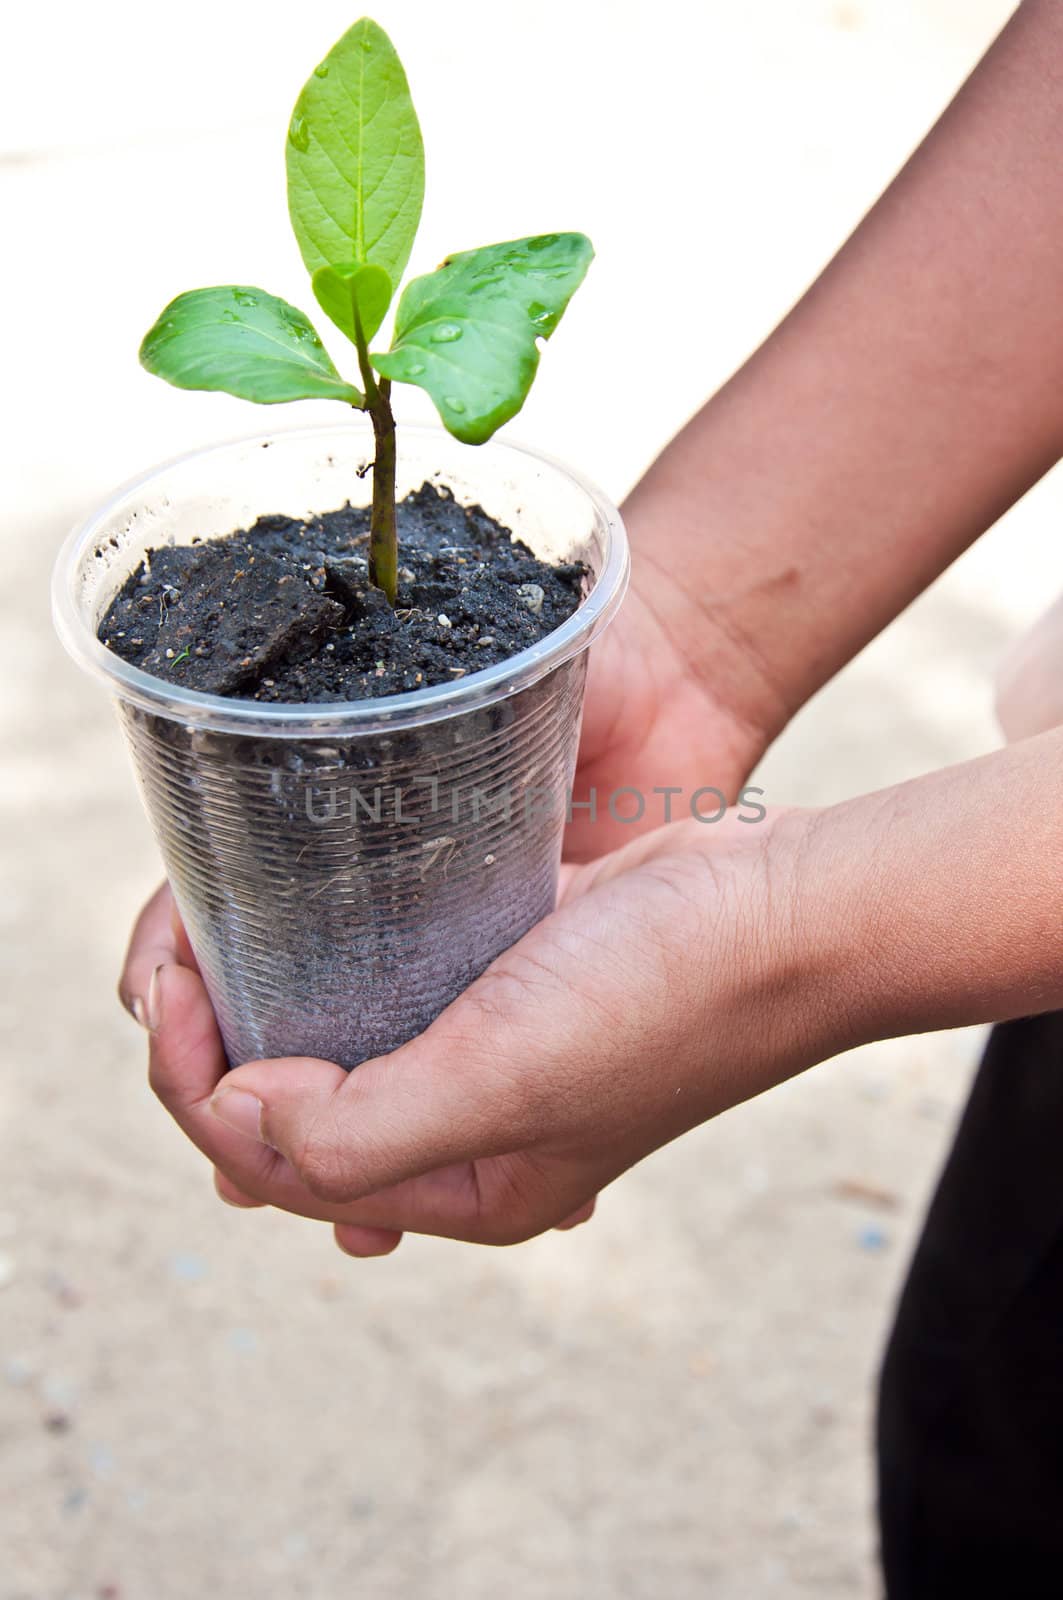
[208,990,555,1207]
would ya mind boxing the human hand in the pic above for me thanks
[120,808,849,1257]
[565,547,775,861]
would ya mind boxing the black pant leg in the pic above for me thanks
[878,1012,1063,1598]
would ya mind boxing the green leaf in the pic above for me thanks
[139,287,363,405]
[286,18,424,291]
[312,261,392,345]
[371,233,594,444]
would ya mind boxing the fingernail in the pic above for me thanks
[210,1088,266,1143]
[132,966,164,1033]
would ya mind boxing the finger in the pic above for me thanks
[206,1116,593,1245]
[176,871,645,1238]
[205,835,686,1222]
[202,1139,544,1248]
[333,1223,404,1258]
[148,961,228,1111]
[119,883,178,1020]
[197,913,617,1239]
[554,1197,596,1231]
[149,1021,499,1239]
[147,953,608,1244]
[171,899,200,973]
[208,1057,493,1232]
[209,1037,534,1208]
[210,1117,513,1242]
[147,962,285,1200]
[214,1168,266,1209]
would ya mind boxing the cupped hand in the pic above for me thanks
[120,808,844,1258]
[565,553,773,862]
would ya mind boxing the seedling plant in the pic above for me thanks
[140,17,593,603]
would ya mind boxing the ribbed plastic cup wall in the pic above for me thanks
[53,424,629,1068]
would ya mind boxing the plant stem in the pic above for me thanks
[368,381,398,603]
[353,315,398,605]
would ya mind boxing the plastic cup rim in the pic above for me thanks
[51,420,630,738]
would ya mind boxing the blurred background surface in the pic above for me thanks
[2,1,1049,1595]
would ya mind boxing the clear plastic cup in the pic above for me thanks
[52,423,629,1067]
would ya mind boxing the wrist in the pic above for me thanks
[621,542,783,782]
[752,808,872,1066]
[621,482,818,758]
[784,734,1063,1049]
[666,810,868,1120]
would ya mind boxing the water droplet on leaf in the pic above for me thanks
[527,234,559,252]
[430,323,463,344]
[288,114,310,152]
[405,359,426,376]
[233,290,258,308]
[527,301,553,327]
[444,397,466,414]
[314,62,329,78]
[221,309,239,323]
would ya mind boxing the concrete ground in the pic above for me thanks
[3,1,1055,1595]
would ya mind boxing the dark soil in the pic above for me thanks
[98,483,586,702]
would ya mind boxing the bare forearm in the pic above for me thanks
[797,727,1063,1049]
[630,0,1063,743]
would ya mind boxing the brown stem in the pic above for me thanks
[368,380,398,603]
[352,304,398,605]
